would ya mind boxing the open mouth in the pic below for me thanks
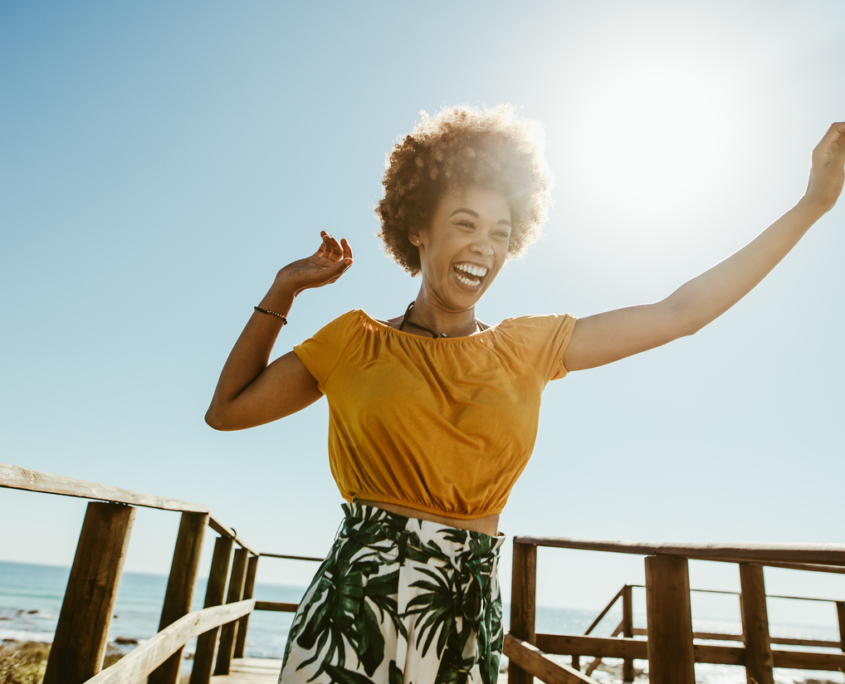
[453,263,488,288]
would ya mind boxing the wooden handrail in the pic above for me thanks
[82,599,255,684]
[0,462,257,554]
[0,462,206,513]
[628,583,844,603]
[504,634,600,684]
[514,536,845,566]
[629,627,839,649]
[582,587,623,636]
[260,552,325,562]
[255,600,300,612]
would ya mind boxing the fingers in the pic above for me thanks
[318,231,353,265]
[814,122,845,158]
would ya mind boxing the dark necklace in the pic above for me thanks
[398,302,487,338]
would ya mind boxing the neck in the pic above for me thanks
[409,288,478,337]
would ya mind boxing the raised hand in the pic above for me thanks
[802,122,845,214]
[277,231,354,294]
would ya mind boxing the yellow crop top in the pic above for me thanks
[293,309,577,519]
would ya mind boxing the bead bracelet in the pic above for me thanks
[254,306,288,325]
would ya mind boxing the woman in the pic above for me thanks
[206,106,845,684]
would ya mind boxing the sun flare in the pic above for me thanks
[562,40,750,228]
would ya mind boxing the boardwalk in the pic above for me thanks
[211,658,282,683]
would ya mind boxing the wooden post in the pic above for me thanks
[622,584,635,682]
[837,601,845,652]
[234,554,260,658]
[739,563,774,684]
[509,541,537,684]
[215,546,249,674]
[148,511,208,684]
[44,502,135,684]
[190,535,234,684]
[644,555,695,684]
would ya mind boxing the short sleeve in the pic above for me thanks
[292,310,360,393]
[513,313,578,383]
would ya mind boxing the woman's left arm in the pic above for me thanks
[564,122,845,372]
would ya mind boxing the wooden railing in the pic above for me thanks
[504,536,845,684]
[0,463,321,684]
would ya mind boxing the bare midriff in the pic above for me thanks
[354,498,500,537]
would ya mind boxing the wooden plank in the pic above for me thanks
[739,563,774,684]
[504,635,601,684]
[254,601,299,612]
[510,542,538,684]
[44,502,135,684]
[584,621,623,677]
[216,547,249,675]
[583,587,624,636]
[837,601,845,651]
[633,628,836,649]
[644,554,695,684]
[259,552,324,562]
[694,644,745,666]
[210,657,282,682]
[536,634,647,660]
[235,555,260,658]
[514,536,845,566]
[149,511,209,684]
[689,557,845,575]
[621,584,634,682]
[772,649,845,671]
[191,535,235,684]
[0,462,207,513]
[83,600,255,684]
[209,514,257,556]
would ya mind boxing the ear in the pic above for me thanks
[408,228,421,247]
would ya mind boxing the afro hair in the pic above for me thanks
[375,104,553,276]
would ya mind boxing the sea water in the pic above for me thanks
[0,561,841,683]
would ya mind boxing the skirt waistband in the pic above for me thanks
[340,502,506,564]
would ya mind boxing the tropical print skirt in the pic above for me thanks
[279,502,506,684]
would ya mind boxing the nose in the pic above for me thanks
[471,236,494,257]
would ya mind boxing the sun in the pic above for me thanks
[560,40,750,229]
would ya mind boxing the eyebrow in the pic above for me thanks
[449,207,512,226]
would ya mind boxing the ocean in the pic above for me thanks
[0,560,841,683]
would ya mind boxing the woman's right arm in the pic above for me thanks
[205,232,353,431]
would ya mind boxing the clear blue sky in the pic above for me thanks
[1,1,844,627]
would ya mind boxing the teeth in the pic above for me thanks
[455,263,488,277]
[456,272,482,287]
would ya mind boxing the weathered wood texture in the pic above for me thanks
[771,649,845,670]
[739,563,773,684]
[259,552,324,562]
[631,627,837,648]
[0,462,205,513]
[255,600,299,612]
[510,542,538,684]
[209,514,256,555]
[536,634,647,659]
[209,657,282,683]
[216,547,250,675]
[84,600,254,684]
[44,502,136,684]
[191,535,235,684]
[621,584,634,682]
[537,633,749,666]
[514,536,845,566]
[583,621,623,677]
[504,635,600,684]
[644,555,695,684]
[149,511,209,684]
[235,555,260,658]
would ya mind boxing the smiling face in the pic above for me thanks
[411,184,512,310]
